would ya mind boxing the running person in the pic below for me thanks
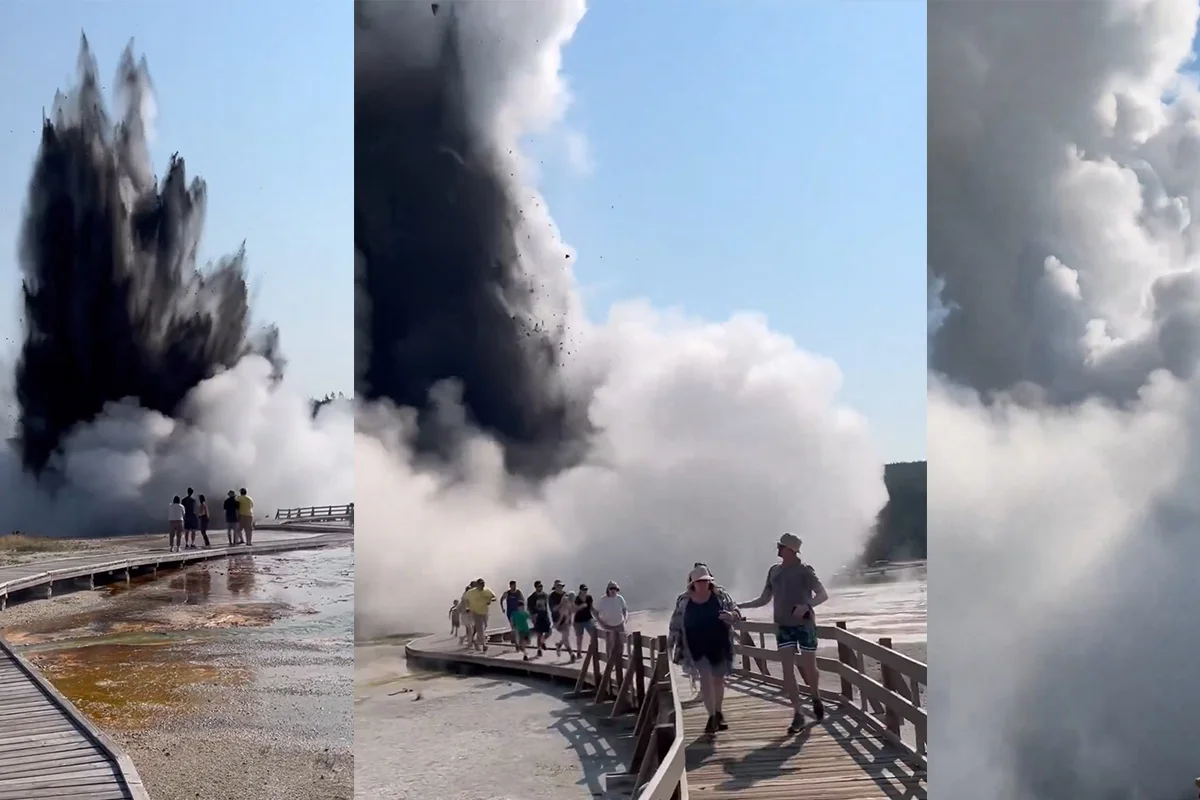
[464,579,497,651]
[556,591,576,660]
[527,581,551,656]
[459,584,475,645]
[594,581,629,658]
[500,581,524,626]
[547,581,567,655]
[572,584,597,657]
[510,600,533,661]
[669,565,740,734]
[673,562,713,695]
[737,532,829,733]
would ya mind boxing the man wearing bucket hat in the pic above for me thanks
[738,532,829,733]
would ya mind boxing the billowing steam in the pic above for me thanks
[354,0,888,637]
[929,0,1200,796]
[1,38,352,536]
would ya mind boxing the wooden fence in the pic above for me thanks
[273,503,354,524]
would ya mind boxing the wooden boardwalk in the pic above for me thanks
[0,635,148,800]
[407,622,927,800]
[682,678,925,799]
[0,529,353,608]
[0,523,353,799]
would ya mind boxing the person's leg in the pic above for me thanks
[200,520,210,547]
[695,661,717,730]
[798,631,825,720]
[712,662,728,722]
[777,626,807,732]
[244,517,254,546]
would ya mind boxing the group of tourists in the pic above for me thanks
[446,532,828,737]
[166,487,255,552]
[450,578,629,663]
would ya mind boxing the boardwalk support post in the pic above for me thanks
[836,620,855,701]
[633,631,646,708]
[878,636,903,736]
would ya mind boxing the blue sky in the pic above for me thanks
[0,0,353,401]
[0,1,925,462]
[542,1,927,461]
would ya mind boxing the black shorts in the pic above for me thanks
[533,612,552,635]
[183,513,199,530]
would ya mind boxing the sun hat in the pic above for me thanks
[688,565,716,584]
[777,532,802,553]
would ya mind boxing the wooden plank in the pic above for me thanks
[679,687,926,799]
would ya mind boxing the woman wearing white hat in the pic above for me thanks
[667,564,741,735]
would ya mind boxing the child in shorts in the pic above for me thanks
[510,600,533,661]
[449,600,461,635]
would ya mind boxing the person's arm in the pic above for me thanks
[500,593,506,614]
[738,573,774,608]
[619,595,628,623]
[810,576,829,608]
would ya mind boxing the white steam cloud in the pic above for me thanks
[930,0,1200,796]
[0,357,354,537]
[355,1,889,636]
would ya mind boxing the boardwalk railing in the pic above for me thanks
[447,619,928,800]
[273,503,354,524]
[732,619,928,762]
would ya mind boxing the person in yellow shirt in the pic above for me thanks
[462,579,496,651]
[236,488,255,545]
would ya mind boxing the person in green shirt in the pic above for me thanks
[510,600,533,662]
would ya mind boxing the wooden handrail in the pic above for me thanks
[731,618,928,762]
[273,503,354,522]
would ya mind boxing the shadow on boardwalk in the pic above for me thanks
[681,675,925,799]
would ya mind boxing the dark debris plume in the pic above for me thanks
[354,1,593,479]
[14,36,283,476]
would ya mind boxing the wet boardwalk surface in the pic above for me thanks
[0,639,142,800]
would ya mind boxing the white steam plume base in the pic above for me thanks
[355,306,887,639]
[0,356,353,538]
[929,0,1200,796]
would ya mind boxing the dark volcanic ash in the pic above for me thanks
[354,0,592,479]
[15,37,283,477]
